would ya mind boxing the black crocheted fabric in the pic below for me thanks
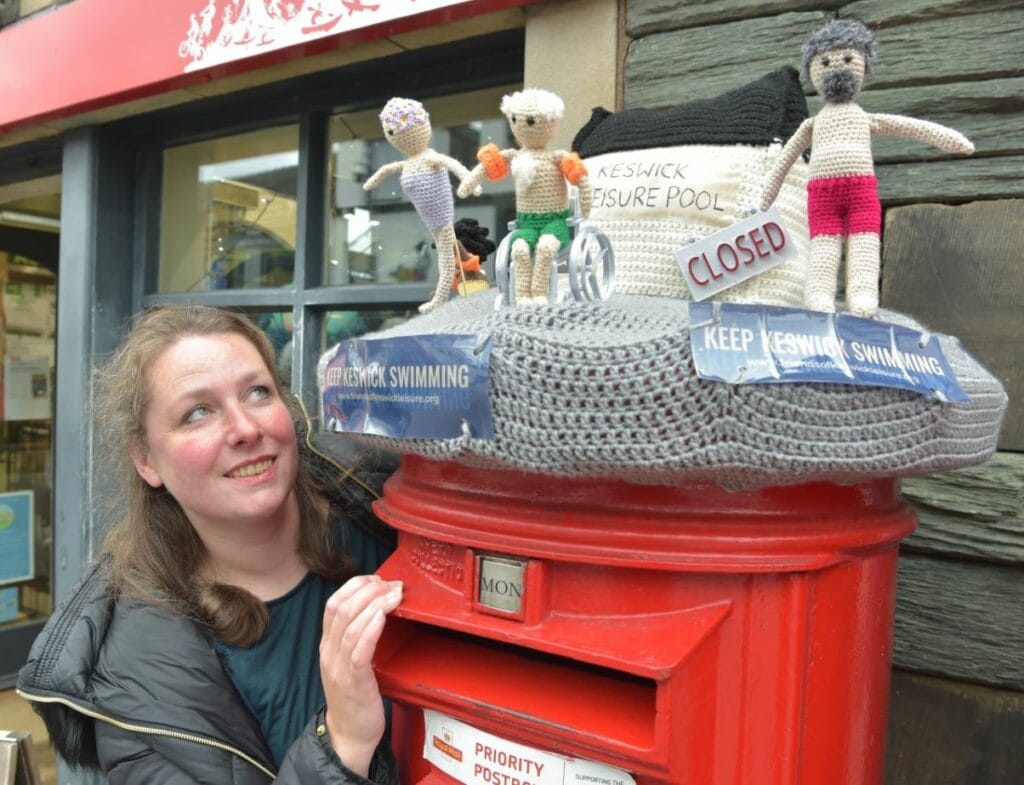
[572,67,808,157]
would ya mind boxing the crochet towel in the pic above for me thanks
[573,68,812,306]
[318,291,1007,490]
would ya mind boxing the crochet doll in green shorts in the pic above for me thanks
[459,89,592,305]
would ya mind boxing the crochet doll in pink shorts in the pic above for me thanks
[760,18,974,317]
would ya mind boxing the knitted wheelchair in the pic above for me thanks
[493,188,615,309]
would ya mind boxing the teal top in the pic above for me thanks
[214,572,338,768]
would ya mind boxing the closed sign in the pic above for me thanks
[676,207,796,301]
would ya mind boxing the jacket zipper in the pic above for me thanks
[15,689,277,780]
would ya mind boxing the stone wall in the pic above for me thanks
[623,2,1023,782]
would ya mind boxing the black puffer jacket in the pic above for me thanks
[17,431,401,785]
[19,557,401,785]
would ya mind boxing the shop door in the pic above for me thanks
[0,180,59,686]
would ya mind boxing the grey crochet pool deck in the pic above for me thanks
[319,292,1006,491]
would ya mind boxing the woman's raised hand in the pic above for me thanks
[320,574,403,777]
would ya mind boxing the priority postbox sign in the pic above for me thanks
[675,207,796,300]
[424,710,635,785]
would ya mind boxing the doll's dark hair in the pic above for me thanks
[455,217,497,260]
[801,18,878,81]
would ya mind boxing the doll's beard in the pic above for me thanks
[822,71,861,103]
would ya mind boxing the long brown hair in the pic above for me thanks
[97,304,350,646]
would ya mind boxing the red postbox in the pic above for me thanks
[372,455,916,785]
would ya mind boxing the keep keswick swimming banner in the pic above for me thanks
[322,334,495,439]
[689,302,968,402]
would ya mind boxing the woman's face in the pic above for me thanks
[132,332,299,537]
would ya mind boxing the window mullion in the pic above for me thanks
[293,110,329,402]
[135,143,163,302]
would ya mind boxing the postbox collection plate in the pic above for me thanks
[475,554,526,615]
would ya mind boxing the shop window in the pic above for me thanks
[319,309,416,352]
[234,310,293,384]
[159,124,299,293]
[148,86,522,412]
[245,308,417,383]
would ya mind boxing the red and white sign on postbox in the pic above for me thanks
[423,710,635,785]
[675,207,795,301]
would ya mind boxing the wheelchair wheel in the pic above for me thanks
[567,224,615,303]
[493,233,515,310]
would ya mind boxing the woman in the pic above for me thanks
[17,305,401,784]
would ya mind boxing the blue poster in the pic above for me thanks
[689,302,967,402]
[322,334,494,439]
[0,490,34,585]
[0,586,17,623]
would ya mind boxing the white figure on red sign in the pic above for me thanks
[759,18,974,317]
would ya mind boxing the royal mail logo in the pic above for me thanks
[432,727,463,762]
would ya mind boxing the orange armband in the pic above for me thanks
[477,143,509,181]
[560,152,588,185]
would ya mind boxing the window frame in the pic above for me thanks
[131,28,524,412]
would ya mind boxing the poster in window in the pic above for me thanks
[2,356,51,421]
[0,491,33,585]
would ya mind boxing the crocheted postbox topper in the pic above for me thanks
[320,65,999,490]
[318,292,1007,490]
[760,18,974,317]
[458,89,593,305]
[364,97,481,314]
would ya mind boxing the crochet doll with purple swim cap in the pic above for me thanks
[760,18,974,317]
[364,98,480,313]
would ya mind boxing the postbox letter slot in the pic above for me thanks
[376,619,658,751]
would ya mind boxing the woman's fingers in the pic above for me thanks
[319,574,402,774]
[350,608,387,670]
[329,573,382,605]
[322,577,396,642]
[321,576,402,672]
[337,583,402,666]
